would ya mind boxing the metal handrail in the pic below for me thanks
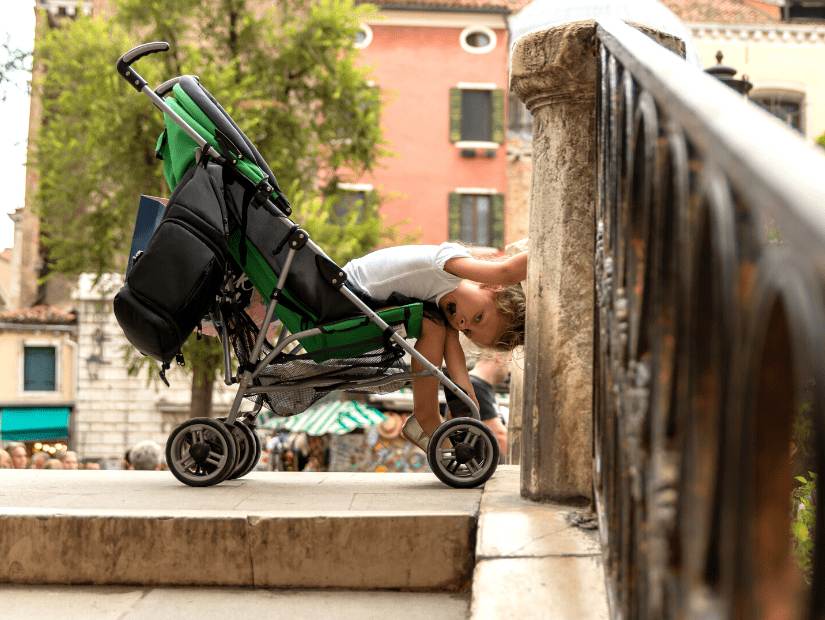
[592,16,825,620]
[597,17,825,261]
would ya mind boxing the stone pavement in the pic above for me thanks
[0,466,609,620]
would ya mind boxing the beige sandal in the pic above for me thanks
[401,415,430,453]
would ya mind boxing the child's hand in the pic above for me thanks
[444,252,527,286]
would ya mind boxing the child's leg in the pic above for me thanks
[410,317,447,437]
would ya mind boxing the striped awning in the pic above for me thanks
[261,400,386,436]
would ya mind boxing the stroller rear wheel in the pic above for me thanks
[427,417,499,489]
[218,417,260,480]
[166,417,238,487]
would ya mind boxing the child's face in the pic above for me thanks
[439,281,504,347]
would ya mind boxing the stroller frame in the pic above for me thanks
[117,43,500,488]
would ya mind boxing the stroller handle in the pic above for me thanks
[117,42,170,92]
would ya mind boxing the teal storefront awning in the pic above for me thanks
[0,407,70,442]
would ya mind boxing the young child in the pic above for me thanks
[342,242,527,451]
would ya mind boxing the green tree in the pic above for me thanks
[0,34,31,102]
[817,132,825,149]
[33,0,407,415]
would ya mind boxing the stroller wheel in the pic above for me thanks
[165,417,238,487]
[242,425,263,476]
[427,417,499,489]
[218,418,260,480]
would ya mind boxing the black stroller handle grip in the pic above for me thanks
[121,42,169,64]
[155,75,199,98]
[117,42,169,92]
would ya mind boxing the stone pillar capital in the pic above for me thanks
[510,19,686,115]
[510,20,599,115]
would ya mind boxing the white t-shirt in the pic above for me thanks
[343,243,471,304]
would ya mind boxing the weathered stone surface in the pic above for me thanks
[510,20,684,503]
[477,468,599,559]
[250,513,476,590]
[471,556,609,620]
[470,466,607,620]
[0,471,480,589]
[0,510,254,586]
[0,584,471,620]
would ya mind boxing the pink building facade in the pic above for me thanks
[352,4,516,250]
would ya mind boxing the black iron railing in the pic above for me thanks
[593,17,825,620]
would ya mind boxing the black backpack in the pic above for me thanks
[114,162,229,375]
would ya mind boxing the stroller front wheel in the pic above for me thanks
[218,417,261,480]
[166,417,238,487]
[427,417,499,489]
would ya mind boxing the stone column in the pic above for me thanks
[510,20,684,503]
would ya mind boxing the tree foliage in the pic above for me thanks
[34,0,411,410]
[34,0,394,279]
[1,34,32,102]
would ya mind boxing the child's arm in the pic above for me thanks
[442,327,479,411]
[443,251,527,286]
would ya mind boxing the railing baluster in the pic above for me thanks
[593,15,825,620]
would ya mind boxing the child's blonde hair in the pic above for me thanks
[463,246,526,351]
[484,283,525,351]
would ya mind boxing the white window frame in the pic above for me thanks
[355,23,373,49]
[460,25,497,54]
[19,339,61,397]
[455,187,498,195]
[337,183,374,192]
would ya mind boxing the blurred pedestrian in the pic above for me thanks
[58,451,79,470]
[129,440,163,471]
[444,350,510,458]
[8,443,28,469]
[84,461,101,470]
[43,459,63,470]
[29,451,50,469]
[0,449,12,469]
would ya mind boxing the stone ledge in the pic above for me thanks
[0,471,482,590]
[471,467,608,620]
[471,556,608,620]
[0,584,472,620]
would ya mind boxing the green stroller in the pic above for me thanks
[113,42,500,489]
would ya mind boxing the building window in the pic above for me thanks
[24,346,57,392]
[449,86,505,144]
[333,183,373,221]
[462,90,492,142]
[786,2,825,21]
[460,26,497,54]
[354,23,373,49]
[448,191,505,249]
[508,92,533,142]
[751,91,804,132]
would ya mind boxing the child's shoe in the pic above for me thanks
[402,414,430,452]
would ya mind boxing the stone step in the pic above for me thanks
[0,584,471,620]
[0,471,481,591]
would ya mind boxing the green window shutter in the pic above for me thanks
[448,193,462,240]
[449,88,462,142]
[491,194,505,249]
[491,89,505,144]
